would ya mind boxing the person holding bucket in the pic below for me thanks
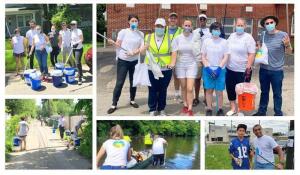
[29,25,50,81]
[48,25,60,67]
[143,18,173,116]
[70,20,84,85]
[168,19,199,116]
[17,116,29,151]
[106,14,145,114]
[226,18,256,116]
[201,22,229,116]
[11,28,26,76]
[253,16,292,116]
[59,22,75,67]
[96,124,131,169]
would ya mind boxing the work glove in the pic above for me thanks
[244,67,252,82]
[204,67,216,80]
[213,66,222,79]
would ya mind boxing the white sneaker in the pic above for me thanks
[174,95,183,103]
[150,111,156,116]
[226,110,237,116]
[159,110,167,116]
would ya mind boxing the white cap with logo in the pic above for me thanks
[198,14,207,19]
[155,18,166,27]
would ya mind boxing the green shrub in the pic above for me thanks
[5,115,22,153]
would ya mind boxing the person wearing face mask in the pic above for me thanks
[192,14,212,107]
[166,12,183,103]
[48,25,60,67]
[59,22,75,67]
[168,20,198,116]
[11,28,26,76]
[143,18,172,116]
[226,18,256,116]
[29,25,50,81]
[201,22,229,116]
[70,20,84,85]
[106,14,145,114]
[253,16,292,116]
[25,20,37,69]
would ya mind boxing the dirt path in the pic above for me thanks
[5,120,92,169]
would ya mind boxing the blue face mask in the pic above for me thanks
[130,22,138,30]
[155,28,165,36]
[266,23,275,32]
[212,29,221,37]
[236,26,244,34]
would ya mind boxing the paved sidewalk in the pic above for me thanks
[6,120,92,169]
[97,48,294,116]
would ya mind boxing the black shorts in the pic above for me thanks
[14,52,25,57]
[225,68,245,101]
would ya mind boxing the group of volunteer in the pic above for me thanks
[11,20,85,85]
[106,12,292,116]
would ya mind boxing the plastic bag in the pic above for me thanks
[45,44,53,53]
[146,50,164,80]
[255,32,268,65]
[235,82,258,95]
[133,60,151,87]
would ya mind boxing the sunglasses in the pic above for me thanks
[199,18,206,21]
[265,21,274,25]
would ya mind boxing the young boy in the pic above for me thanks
[229,124,252,169]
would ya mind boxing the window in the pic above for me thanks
[291,15,294,36]
[161,4,171,9]
[245,19,253,34]
[126,4,135,8]
[206,17,216,28]
[16,14,33,27]
[222,18,253,39]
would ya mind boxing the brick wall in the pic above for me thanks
[106,4,294,40]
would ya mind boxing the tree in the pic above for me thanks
[6,99,37,118]
[97,4,106,42]
[51,5,81,30]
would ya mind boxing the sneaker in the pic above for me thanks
[107,106,117,114]
[130,101,139,108]
[174,95,183,103]
[192,99,200,107]
[252,112,266,116]
[78,79,82,85]
[217,109,224,116]
[159,110,167,116]
[226,110,236,116]
[181,106,188,114]
[149,111,156,116]
[206,109,213,116]
[187,110,194,116]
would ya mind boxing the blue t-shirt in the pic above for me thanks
[168,27,177,35]
[229,137,251,169]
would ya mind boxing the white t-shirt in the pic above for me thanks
[253,135,278,164]
[201,37,230,68]
[12,35,25,54]
[227,32,256,72]
[117,28,144,62]
[59,29,72,48]
[71,28,83,49]
[152,137,167,155]
[102,139,130,166]
[193,27,212,42]
[58,117,65,127]
[33,33,47,51]
[172,33,197,67]
[18,121,29,136]
[26,29,37,46]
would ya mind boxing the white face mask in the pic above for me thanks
[51,29,55,32]
[37,29,41,34]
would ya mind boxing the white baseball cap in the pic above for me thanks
[70,20,77,25]
[155,18,166,27]
[198,14,207,19]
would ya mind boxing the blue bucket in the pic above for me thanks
[64,67,76,84]
[55,63,65,71]
[13,137,21,146]
[30,72,42,90]
[74,138,80,146]
[51,70,63,87]
[24,69,36,86]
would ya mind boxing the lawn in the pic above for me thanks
[205,143,280,170]
[5,39,92,72]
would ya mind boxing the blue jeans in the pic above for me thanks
[254,162,275,169]
[35,49,48,74]
[148,70,172,112]
[101,165,127,169]
[258,68,284,115]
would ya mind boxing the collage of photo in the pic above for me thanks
[2,1,296,174]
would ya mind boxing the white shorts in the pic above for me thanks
[175,64,198,79]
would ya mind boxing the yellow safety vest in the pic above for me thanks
[144,133,153,145]
[144,33,171,67]
[166,26,183,42]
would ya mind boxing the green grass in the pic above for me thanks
[206,143,281,170]
[5,39,92,72]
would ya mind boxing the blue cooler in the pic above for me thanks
[13,137,21,146]
[24,69,36,86]
[74,138,81,146]
[51,70,63,87]
[55,63,65,71]
[64,68,76,84]
[30,72,41,90]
